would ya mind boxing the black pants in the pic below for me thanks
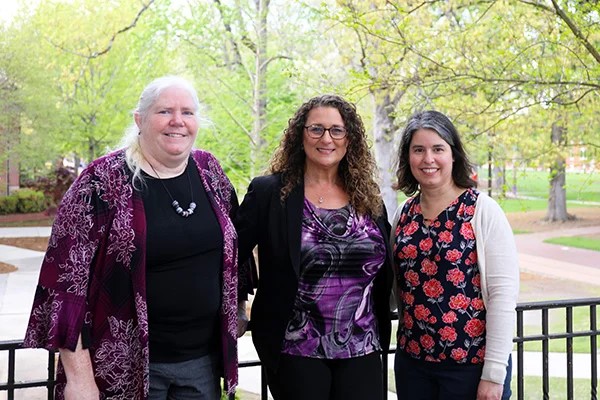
[266,352,383,400]
[394,350,513,400]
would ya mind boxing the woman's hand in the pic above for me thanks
[477,379,503,400]
[64,378,100,400]
[237,301,249,338]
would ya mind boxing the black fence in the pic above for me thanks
[1,298,599,400]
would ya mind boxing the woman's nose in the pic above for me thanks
[170,111,184,125]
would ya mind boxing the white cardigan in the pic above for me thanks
[391,192,520,384]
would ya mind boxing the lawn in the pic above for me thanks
[480,168,599,203]
[544,236,600,252]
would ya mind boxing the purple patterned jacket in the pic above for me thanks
[24,149,242,399]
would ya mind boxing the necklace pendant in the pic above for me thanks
[318,196,324,204]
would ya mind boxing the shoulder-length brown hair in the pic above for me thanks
[394,110,476,196]
[270,94,383,218]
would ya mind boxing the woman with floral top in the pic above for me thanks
[391,110,519,400]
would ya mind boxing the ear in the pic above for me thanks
[134,112,142,130]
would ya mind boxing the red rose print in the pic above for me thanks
[449,293,470,310]
[405,270,420,287]
[469,252,478,264]
[471,274,481,288]
[414,304,431,321]
[445,220,455,230]
[442,311,458,324]
[460,222,475,240]
[395,225,401,237]
[471,357,479,364]
[446,268,465,286]
[451,348,468,361]
[471,298,485,310]
[464,318,486,338]
[439,326,457,342]
[445,249,462,263]
[403,292,415,306]
[420,334,435,349]
[403,311,414,329]
[421,259,437,276]
[407,340,421,356]
[404,221,419,236]
[438,231,453,243]
[429,316,437,324]
[465,205,475,216]
[439,353,447,360]
[423,279,444,299]
[399,336,407,348]
[419,237,433,252]
[402,244,418,259]
[477,348,485,358]
[434,254,441,262]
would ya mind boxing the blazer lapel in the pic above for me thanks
[286,183,303,277]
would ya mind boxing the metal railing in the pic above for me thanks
[1,298,599,400]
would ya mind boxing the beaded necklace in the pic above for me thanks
[148,161,196,218]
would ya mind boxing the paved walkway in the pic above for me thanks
[1,225,599,399]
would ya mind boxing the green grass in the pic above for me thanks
[496,197,598,213]
[543,236,600,252]
[484,168,599,203]
[511,376,594,400]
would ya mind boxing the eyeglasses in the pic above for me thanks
[304,125,347,140]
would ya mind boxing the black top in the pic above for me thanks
[141,160,223,363]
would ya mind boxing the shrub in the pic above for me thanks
[22,167,76,207]
[13,189,48,213]
[0,195,18,215]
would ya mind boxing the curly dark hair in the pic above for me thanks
[270,94,383,218]
[394,110,476,196]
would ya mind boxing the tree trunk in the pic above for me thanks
[546,122,573,221]
[371,91,399,219]
[250,0,269,178]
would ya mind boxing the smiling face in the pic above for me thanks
[302,106,348,173]
[409,128,455,190]
[136,86,199,166]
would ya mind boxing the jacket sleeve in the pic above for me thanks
[234,177,263,290]
[23,168,102,352]
[474,195,520,384]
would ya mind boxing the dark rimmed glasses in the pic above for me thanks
[304,124,348,140]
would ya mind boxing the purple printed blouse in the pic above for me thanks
[281,199,386,358]
[393,189,487,364]
[23,149,242,399]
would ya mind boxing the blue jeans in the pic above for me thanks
[149,353,221,400]
[502,354,513,400]
[395,350,513,399]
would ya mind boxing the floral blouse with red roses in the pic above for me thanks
[393,188,487,365]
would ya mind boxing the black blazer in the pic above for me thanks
[235,174,394,373]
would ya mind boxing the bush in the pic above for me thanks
[0,195,18,215]
[13,189,48,213]
[22,167,76,207]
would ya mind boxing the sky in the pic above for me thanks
[0,1,18,24]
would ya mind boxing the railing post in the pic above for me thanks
[591,304,598,400]
[566,306,574,400]
[516,309,524,400]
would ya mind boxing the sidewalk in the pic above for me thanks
[1,225,599,399]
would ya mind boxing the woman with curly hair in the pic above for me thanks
[235,94,394,400]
